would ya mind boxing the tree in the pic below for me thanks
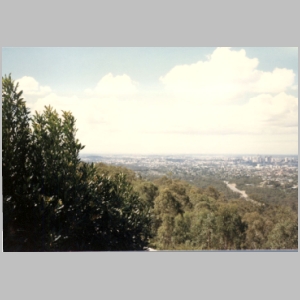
[265,206,298,249]
[242,212,271,249]
[173,212,192,245]
[154,188,183,217]
[2,75,151,251]
[2,74,35,251]
[169,181,193,211]
[266,220,298,249]
[204,186,220,200]
[190,209,218,249]
[216,203,246,250]
[28,106,86,250]
[157,215,175,249]
[133,181,158,208]
[95,162,137,182]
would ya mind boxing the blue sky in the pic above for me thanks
[2,47,298,155]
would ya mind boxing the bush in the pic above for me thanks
[2,74,151,251]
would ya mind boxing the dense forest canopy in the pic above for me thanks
[2,74,298,251]
[95,163,298,250]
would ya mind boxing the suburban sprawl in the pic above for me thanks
[81,154,298,190]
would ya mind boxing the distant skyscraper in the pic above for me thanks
[265,156,271,163]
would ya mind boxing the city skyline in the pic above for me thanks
[2,47,298,155]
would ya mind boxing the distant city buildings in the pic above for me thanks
[241,155,295,165]
[79,154,298,189]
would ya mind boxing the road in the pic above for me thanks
[224,181,262,206]
[224,181,248,198]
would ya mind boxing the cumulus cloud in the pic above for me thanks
[160,47,295,103]
[85,73,138,97]
[16,76,52,96]
[33,93,80,114]
[27,87,297,154]
[16,47,298,154]
[245,92,298,134]
[252,68,295,94]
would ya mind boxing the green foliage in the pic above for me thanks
[204,186,220,200]
[154,188,183,217]
[2,75,151,251]
[2,74,34,250]
[215,203,246,250]
[156,215,175,248]
[95,162,137,182]
[190,209,218,249]
[145,174,297,250]
[173,213,192,245]
[242,212,272,249]
[133,181,158,208]
[234,176,298,211]
[266,220,298,249]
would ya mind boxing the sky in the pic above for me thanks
[2,47,298,155]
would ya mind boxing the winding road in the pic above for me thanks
[224,181,248,198]
[224,181,262,206]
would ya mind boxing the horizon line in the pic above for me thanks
[79,152,298,156]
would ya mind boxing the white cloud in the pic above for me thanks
[85,73,138,97]
[245,93,298,134]
[160,47,295,103]
[26,87,297,154]
[16,76,52,96]
[33,93,80,114]
[17,48,298,154]
[252,68,295,94]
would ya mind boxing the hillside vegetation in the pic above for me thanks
[95,164,298,250]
